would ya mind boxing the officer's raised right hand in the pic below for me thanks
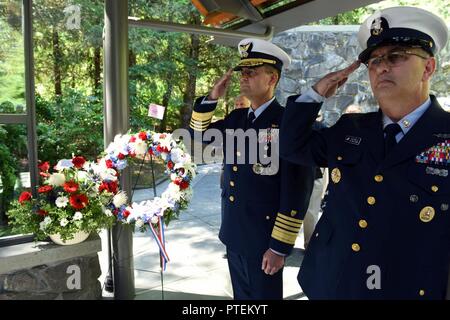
[312,61,361,98]
[208,68,233,100]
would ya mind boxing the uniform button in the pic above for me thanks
[337,156,343,161]
[431,185,439,192]
[367,196,376,205]
[315,232,319,237]
[352,243,361,252]
[359,219,368,228]
[266,216,270,220]
[236,151,241,157]
[419,289,425,296]
[374,175,383,183]
[232,166,238,172]
[229,196,234,202]
[230,181,235,187]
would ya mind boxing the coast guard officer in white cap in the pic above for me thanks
[280,6,450,299]
[189,38,314,299]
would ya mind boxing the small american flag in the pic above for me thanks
[148,103,166,120]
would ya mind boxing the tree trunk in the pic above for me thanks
[52,27,62,97]
[159,79,173,132]
[180,12,201,128]
[93,46,101,91]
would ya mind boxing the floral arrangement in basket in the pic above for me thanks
[7,157,121,241]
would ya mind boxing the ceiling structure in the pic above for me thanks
[192,0,382,45]
[129,0,382,46]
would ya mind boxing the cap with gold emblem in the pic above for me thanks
[234,38,291,72]
[357,6,449,63]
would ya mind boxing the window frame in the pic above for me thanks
[0,0,38,246]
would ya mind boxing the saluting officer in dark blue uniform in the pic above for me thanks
[280,6,450,299]
[189,39,314,299]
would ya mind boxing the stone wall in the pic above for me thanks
[273,25,450,126]
[0,235,102,300]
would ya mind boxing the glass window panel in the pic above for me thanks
[33,0,104,163]
[0,123,29,237]
[0,0,26,114]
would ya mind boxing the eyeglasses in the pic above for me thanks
[240,68,260,78]
[365,50,429,70]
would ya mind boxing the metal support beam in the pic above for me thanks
[128,17,274,40]
[104,0,135,300]
[23,0,39,198]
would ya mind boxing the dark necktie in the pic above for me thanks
[384,123,402,157]
[246,111,255,129]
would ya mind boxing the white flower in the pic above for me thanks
[113,191,128,208]
[104,209,113,217]
[48,173,66,187]
[170,147,188,164]
[135,219,145,228]
[150,216,158,224]
[55,159,74,171]
[75,170,89,182]
[55,196,69,208]
[162,183,182,202]
[39,221,46,231]
[60,218,69,227]
[106,134,131,155]
[73,211,83,220]
[130,138,148,156]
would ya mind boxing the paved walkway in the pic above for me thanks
[99,163,307,300]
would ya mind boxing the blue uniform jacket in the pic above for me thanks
[280,95,450,299]
[190,96,314,258]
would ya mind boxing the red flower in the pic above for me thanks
[167,161,174,170]
[37,209,48,217]
[123,210,130,218]
[72,156,86,169]
[98,180,118,194]
[38,161,50,172]
[129,136,136,143]
[39,172,51,178]
[105,159,114,168]
[129,151,136,158]
[148,148,154,156]
[138,131,148,141]
[178,168,185,175]
[63,181,79,193]
[179,180,189,190]
[18,191,32,204]
[174,178,189,190]
[156,145,169,153]
[69,194,89,210]
[118,153,125,160]
[38,185,53,193]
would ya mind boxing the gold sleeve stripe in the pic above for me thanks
[276,216,302,228]
[192,111,214,121]
[189,123,208,131]
[190,119,211,128]
[273,225,298,237]
[277,213,302,223]
[275,221,300,233]
[271,228,297,245]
